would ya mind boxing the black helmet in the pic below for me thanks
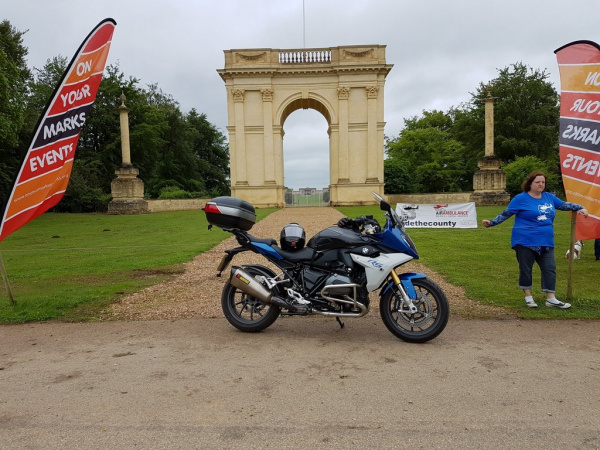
[280,223,306,251]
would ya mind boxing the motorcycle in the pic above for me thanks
[204,192,449,343]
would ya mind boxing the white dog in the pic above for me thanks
[565,240,583,259]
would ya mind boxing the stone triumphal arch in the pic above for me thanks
[217,45,393,207]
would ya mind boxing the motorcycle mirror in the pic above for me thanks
[372,192,391,213]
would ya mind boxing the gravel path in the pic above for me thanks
[104,207,512,321]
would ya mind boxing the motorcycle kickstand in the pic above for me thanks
[336,317,345,329]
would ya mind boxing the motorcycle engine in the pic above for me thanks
[323,273,353,296]
[302,266,369,307]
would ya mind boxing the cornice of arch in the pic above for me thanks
[218,65,393,80]
[218,69,277,80]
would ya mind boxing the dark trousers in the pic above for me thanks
[514,245,556,293]
[595,239,600,260]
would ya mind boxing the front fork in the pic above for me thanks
[390,271,419,314]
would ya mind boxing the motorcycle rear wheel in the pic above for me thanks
[380,278,449,343]
[221,265,281,333]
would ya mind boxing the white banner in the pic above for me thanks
[396,202,478,229]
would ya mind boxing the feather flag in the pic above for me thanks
[0,18,117,242]
[555,40,600,240]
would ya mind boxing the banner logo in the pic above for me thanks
[0,19,116,242]
[396,202,478,228]
[555,40,600,240]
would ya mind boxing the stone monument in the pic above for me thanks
[107,94,148,214]
[471,87,510,206]
[218,45,392,207]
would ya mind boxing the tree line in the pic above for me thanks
[3,19,565,212]
[0,20,230,213]
[384,62,563,197]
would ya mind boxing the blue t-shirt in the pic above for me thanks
[505,192,565,248]
[489,192,583,248]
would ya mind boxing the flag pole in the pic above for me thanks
[303,0,306,48]
[0,252,15,306]
[566,212,577,301]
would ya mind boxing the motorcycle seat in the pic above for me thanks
[271,246,316,263]
[246,234,277,246]
[246,233,316,263]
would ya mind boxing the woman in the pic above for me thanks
[482,171,589,309]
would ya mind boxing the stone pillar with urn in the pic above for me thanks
[107,94,148,214]
[471,87,510,206]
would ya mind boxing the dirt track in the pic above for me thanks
[1,207,599,449]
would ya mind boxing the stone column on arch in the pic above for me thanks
[337,86,350,183]
[232,88,248,186]
[273,124,285,204]
[365,85,380,182]
[328,123,338,189]
[261,88,276,184]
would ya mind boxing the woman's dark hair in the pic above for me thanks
[521,171,546,192]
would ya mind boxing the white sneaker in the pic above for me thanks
[545,299,571,309]
[525,299,538,308]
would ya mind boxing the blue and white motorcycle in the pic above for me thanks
[206,192,449,343]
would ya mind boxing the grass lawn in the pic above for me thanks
[1,204,598,323]
[336,205,600,319]
[0,209,276,323]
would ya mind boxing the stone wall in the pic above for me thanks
[146,199,209,213]
[137,192,504,214]
[386,192,474,205]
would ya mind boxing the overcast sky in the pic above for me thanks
[4,0,599,189]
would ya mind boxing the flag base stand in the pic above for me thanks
[566,212,577,301]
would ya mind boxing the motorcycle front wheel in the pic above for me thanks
[221,265,281,333]
[380,278,449,343]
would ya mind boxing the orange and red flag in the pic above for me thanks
[0,18,116,242]
[555,40,600,240]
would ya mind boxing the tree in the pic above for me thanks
[22,56,68,144]
[385,63,561,195]
[141,85,197,197]
[0,20,31,203]
[455,62,560,164]
[2,28,231,212]
[384,157,418,194]
[186,109,229,197]
[385,110,470,193]
[80,72,230,203]
[502,156,561,197]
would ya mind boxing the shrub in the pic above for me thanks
[502,156,561,197]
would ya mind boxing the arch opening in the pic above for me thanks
[283,108,330,206]
[280,97,332,125]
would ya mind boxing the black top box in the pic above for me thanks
[203,196,256,231]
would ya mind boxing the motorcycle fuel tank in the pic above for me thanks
[203,196,256,231]
[307,226,367,251]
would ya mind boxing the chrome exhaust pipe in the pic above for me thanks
[316,284,369,317]
[229,267,289,308]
